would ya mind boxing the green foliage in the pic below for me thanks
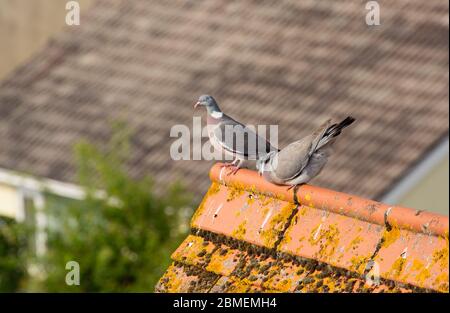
[0,217,28,291]
[33,122,193,291]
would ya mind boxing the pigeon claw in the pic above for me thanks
[287,184,297,191]
[226,166,241,176]
[220,163,235,168]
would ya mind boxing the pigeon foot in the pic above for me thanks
[220,163,235,168]
[287,184,298,191]
[228,166,241,175]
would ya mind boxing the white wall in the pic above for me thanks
[397,155,449,216]
[0,183,20,219]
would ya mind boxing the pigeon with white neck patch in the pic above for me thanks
[257,116,355,188]
[194,95,277,174]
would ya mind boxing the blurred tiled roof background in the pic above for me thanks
[0,0,448,200]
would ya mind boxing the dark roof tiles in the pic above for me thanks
[0,0,448,200]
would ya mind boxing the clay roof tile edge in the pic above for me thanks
[209,163,448,237]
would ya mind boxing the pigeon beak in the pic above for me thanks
[194,101,200,109]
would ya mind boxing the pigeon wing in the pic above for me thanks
[212,114,275,159]
[275,119,333,181]
[309,119,333,155]
[272,134,314,181]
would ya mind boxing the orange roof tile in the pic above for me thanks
[155,164,449,293]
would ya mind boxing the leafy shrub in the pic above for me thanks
[33,123,193,291]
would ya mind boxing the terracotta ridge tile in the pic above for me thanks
[190,179,298,249]
[209,163,449,237]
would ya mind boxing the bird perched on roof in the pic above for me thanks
[194,95,278,174]
[257,116,355,189]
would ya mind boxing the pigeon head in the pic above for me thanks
[194,95,220,113]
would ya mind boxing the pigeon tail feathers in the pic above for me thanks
[317,116,355,150]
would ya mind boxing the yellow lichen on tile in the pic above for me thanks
[226,277,251,293]
[257,193,277,207]
[410,259,431,288]
[206,246,241,276]
[298,206,308,216]
[432,238,449,269]
[380,223,401,248]
[171,235,218,268]
[206,257,225,274]
[261,206,270,218]
[430,237,449,291]
[209,181,222,194]
[321,277,337,293]
[433,273,449,292]
[309,223,340,262]
[265,276,293,292]
[349,255,372,275]
[232,220,247,240]
[190,182,221,227]
[277,212,299,251]
[226,181,246,202]
[246,194,256,206]
[157,263,183,293]
[389,257,406,279]
[278,232,292,249]
[171,235,204,263]
[260,202,297,248]
[293,236,306,254]
[333,232,363,268]
[348,235,363,251]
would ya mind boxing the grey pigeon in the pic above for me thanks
[257,116,355,188]
[194,95,277,174]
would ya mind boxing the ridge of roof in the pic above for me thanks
[156,163,449,293]
[209,164,448,237]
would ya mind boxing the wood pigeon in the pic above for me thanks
[257,116,355,188]
[194,95,278,174]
